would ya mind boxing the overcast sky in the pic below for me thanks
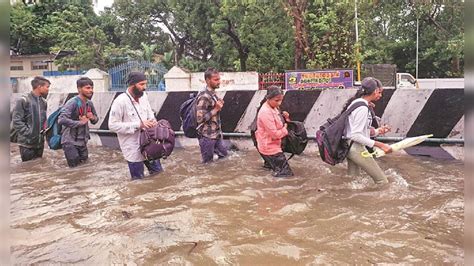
[93,0,114,14]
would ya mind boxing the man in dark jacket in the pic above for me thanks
[12,76,50,162]
[58,77,99,167]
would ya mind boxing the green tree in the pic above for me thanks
[213,0,293,72]
[112,0,214,66]
[10,1,118,70]
[10,3,52,54]
[46,5,113,70]
[359,1,464,78]
[10,0,463,77]
[305,1,356,69]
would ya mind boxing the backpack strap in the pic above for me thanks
[195,89,220,133]
[126,93,144,123]
[76,96,83,114]
[342,101,368,148]
[344,101,368,115]
[194,90,208,132]
[69,96,85,141]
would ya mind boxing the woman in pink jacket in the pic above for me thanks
[255,87,294,177]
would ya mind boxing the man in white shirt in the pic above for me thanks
[108,72,162,180]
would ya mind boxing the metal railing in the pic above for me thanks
[89,129,464,144]
[108,61,167,91]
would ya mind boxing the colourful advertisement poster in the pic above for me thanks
[285,69,354,90]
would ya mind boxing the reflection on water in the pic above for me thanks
[10,144,464,264]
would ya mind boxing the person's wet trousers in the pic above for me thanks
[127,160,163,180]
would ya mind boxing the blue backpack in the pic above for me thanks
[46,107,63,150]
[46,97,83,150]
[179,91,209,138]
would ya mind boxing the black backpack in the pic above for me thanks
[179,90,211,138]
[250,101,308,159]
[315,101,367,165]
[250,99,267,147]
[282,121,308,159]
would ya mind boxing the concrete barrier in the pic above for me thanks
[11,88,464,160]
[14,68,110,93]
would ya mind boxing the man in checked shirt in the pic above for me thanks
[195,67,228,163]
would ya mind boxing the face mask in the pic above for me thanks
[132,86,144,98]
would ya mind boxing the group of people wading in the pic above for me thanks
[12,68,392,185]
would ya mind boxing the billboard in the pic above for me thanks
[285,69,354,90]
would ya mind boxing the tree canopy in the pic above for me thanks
[10,0,464,78]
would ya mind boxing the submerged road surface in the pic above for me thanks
[10,144,463,264]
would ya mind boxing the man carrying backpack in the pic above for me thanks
[196,67,228,163]
[109,72,163,180]
[58,77,99,167]
[11,76,50,162]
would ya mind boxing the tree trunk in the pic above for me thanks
[452,56,460,76]
[284,0,308,70]
[176,39,186,65]
[294,14,304,69]
[239,53,248,72]
[222,18,248,71]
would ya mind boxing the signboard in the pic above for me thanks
[285,69,354,90]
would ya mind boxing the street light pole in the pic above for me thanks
[355,0,361,82]
[416,17,419,79]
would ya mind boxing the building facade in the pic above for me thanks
[10,54,60,78]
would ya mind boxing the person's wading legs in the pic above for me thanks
[199,137,229,163]
[199,137,216,163]
[347,157,360,176]
[346,143,388,184]
[214,138,228,159]
[128,160,163,180]
[78,145,89,163]
[144,159,163,175]
[262,152,294,177]
[259,152,272,170]
[19,146,44,162]
[63,144,87,167]
[127,161,145,180]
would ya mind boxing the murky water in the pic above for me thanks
[10,143,463,264]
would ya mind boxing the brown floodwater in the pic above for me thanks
[10,143,463,264]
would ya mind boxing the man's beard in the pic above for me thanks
[133,86,144,98]
[83,93,93,100]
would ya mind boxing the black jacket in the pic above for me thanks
[12,92,48,148]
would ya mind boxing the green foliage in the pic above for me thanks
[212,1,293,72]
[359,1,464,78]
[305,1,356,69]
[10,0,464,77]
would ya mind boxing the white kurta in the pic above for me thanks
[108,90,156,162]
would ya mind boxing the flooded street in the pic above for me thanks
[10,144,463,264]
